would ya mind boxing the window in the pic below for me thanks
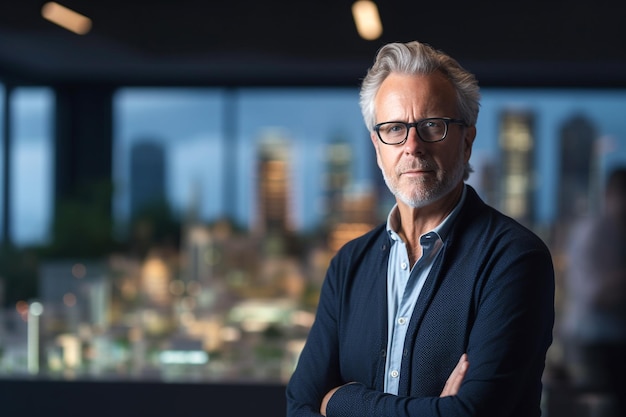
[1,85,626,384]
[9,87,54,246]
[113,88,225,230]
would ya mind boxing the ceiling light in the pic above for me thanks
[41,2,92,35]
[352,1,382,41]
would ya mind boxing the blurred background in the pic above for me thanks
[1,1,626,416]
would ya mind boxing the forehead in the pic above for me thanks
[374,71,458,116]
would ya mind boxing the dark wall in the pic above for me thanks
[0,378,600,417]
[0,379,287,417]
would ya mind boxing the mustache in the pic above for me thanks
[396,158,436,174]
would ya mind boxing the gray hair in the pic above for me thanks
[359,41,481,132]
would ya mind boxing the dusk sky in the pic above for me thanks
[3,85,626,246]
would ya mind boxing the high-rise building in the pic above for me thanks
[130,141,166,218]
[183,225,214,284]
[498,109,536,227]
[558,114,597,219]
[322,138,378,252]
[255,131,293,235]
[323,138,352,225]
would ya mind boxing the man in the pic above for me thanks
[286,41,555,417]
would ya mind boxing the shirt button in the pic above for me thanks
[401,262,407,269]
[397,317,407,325]
[390,370,399,378]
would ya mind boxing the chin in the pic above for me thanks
[396,181,459,209]
[398,194,438,209]
[396,188,438,208]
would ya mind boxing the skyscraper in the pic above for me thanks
[498,109,536,227]
[558,114,597,219]
[130,141,166,219]
[323,137,378,252]
[323,138,352,225]
[255,131,293,235]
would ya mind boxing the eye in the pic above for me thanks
[387,123,405,133]
[421,119,443,129]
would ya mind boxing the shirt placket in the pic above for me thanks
[387,233,438,392]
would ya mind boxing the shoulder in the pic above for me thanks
[456,185,551,255]
[334,223,388,259]
[324,224,390,280]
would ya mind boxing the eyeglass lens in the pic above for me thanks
[378,119,447,144]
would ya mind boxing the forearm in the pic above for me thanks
[325,383,446,417]
[322,354,468,416]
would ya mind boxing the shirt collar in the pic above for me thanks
[386,184,467,242]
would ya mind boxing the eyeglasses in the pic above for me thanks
[373,117,467,145]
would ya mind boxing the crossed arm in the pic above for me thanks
[319,354,469,416]
[287,230,554,417]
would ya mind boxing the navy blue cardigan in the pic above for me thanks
[286,185,555,417]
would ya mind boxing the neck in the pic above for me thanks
[396,184,463,248]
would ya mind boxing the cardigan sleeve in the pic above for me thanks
[286,254,345,417]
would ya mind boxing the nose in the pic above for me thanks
[403,126,424,155]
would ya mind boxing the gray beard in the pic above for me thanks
[381,161,466,208]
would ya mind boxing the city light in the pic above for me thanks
[159,350,209,365]
[29,301,44,317]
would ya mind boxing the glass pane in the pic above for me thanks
[10,87,54,246]
[3,85,625,387]
[109,87,376,383]
[235,88,375,231]
[473,88,626,228]
[113,88,225,230]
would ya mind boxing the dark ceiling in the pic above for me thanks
[1,0,626,87]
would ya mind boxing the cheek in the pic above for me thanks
[371,136,383,169]
[379,151,399,175]
[463,128,476,161]
[454,140,469,161]
[463,141,472,162]
[436,144,465,170]
[374,144,388,171]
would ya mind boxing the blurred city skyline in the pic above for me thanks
[3,86,626,246]
[2,84,626,386]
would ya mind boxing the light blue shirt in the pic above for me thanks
[383,186,466,394]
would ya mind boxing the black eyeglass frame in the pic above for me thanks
[373,117,467,145]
